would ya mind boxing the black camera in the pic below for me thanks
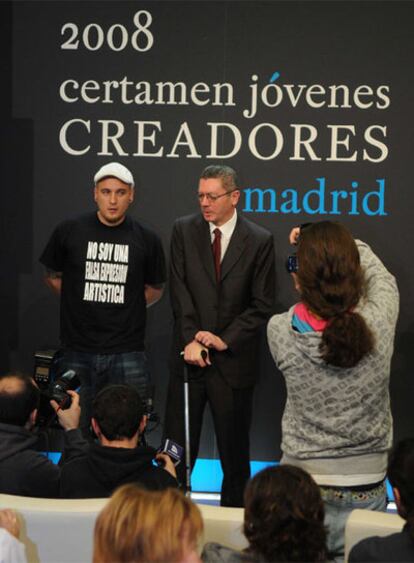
[48,370,81,409]
[286,254,298,274]
[34,351,81,426]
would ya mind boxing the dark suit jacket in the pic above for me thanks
[170,212,275,388]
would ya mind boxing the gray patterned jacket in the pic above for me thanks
[267,241,399,485]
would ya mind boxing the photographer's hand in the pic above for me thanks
[50,390,81,431]
[289,227,301,245]
[155,452,177,479]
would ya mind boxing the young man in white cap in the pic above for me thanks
[40,162,165,434]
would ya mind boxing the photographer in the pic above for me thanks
[0,372,86,498]
[267,222,399,559]
[59,384,178,498]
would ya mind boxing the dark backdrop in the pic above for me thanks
[2,0,414,461]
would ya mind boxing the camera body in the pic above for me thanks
[48,370,81,408]
[33,352,81,427]
[286,254,298,274]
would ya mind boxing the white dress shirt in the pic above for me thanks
[209,210,237,261]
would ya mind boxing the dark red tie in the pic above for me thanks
[212,228,221,283]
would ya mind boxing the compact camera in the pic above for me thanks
[286,254,298,274]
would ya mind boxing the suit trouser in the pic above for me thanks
[164,364,253,507]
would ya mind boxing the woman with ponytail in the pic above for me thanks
[267,221,399,559]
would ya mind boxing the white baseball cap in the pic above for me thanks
[94,162,135,187]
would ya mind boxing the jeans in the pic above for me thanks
[321,482,387,561]
[53,349,150,434]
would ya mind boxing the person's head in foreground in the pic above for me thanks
[91,383,146,446]
[243,465,327,562]
[93,484,203,563]
[295,221,374,368]
[388,438,414,535]
[0,372,40,428]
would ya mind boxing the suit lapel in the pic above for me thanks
[193,215,216,284]
[220,216,249,281]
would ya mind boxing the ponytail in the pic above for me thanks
[321,311,374,368]
[296,222,374,368]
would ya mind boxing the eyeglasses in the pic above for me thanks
[286,254,298,274]
[197,189,237,202]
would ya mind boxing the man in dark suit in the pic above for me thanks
[164,165,275,507]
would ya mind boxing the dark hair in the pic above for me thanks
[92,384,145,440]
[388,439,414,536]
[0,373,40,426]
[243,465,327,562]
[200,165,238,193]
[297,221,374,367]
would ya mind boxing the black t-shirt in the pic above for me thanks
[40,213,166,353]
